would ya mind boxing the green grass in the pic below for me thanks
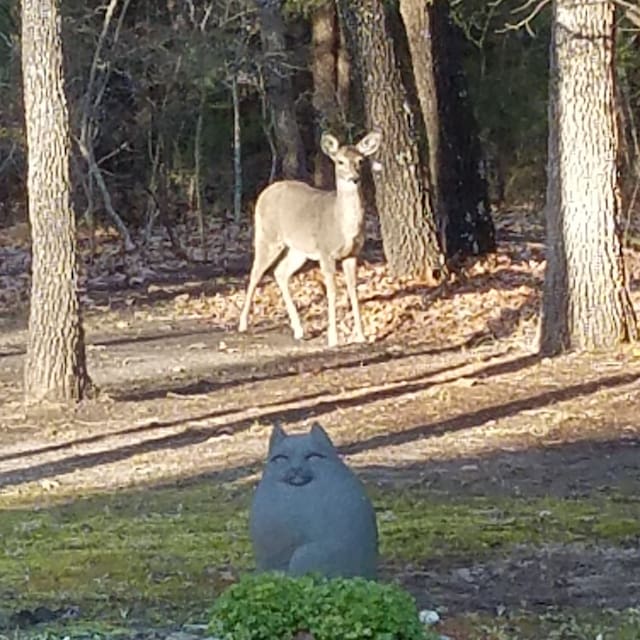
[1,481,639,630]
[375,490,640,560]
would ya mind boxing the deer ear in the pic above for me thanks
[356,130,382,156]
[320,132,340,158]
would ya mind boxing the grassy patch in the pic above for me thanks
[1,481,639,627]
[375,490,640,561]
[1,482,252,625]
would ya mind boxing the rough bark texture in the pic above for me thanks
[337,1,444,280]
[254,0,307,180]
[540,0,637,354]
[311,1,340,189]
[399,0,495,259]
[22,0,92,403]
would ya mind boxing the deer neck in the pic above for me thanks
[334,177,364,239]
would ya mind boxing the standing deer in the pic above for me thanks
[238,130,383,347]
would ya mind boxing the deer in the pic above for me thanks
[238,130,383,347]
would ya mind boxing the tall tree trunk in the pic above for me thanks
[540,0,637,354]
[399,0,495,259]
[22,0,92,403]
[337,0,444,281]
[254,0,307,180]
[310,1,351,189]
[311,1,339,188]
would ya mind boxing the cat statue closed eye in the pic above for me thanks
[249,423,379,580]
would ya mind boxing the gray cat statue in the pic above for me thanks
[249,422,379,579]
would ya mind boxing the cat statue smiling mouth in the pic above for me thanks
[249,422,379,580]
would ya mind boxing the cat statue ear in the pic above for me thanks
[269,422,287,453]
[310,422,335,450]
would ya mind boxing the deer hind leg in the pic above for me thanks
[273,248,308,340]
[342,256,365,343]
[319,256,338,347]
[239,238,284,333]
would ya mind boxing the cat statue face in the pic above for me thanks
[262,422,339,488]
[249,422,379,579]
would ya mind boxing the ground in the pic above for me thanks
[1,208,640,639]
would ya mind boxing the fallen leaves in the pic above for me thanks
[1,206,639,351]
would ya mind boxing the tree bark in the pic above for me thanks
[22,0,92,404]
[254,0,307,180]
[399,0,495,259]
[337,0,444,280]
[311,1,339,188]
[540,0,637,354]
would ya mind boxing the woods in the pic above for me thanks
[1,1,640,637]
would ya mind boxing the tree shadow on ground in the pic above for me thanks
[0,346,517,467]
[3,358,639,492]
[114,338,467,402]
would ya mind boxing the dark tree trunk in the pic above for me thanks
[22,0,92,404]
[399,0,495,259]
[540,0,637,354]
[337,0,444,281]
[254,0,307,180]
[311,1,340,188]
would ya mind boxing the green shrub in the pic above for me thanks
[209,572,436,640]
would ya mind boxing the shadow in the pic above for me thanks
[92,324,222,349]
[340,370,639,456]
[0,346,491,464]
[0,347,22,360]
[357,435,640,499]
[115,338,465,402]
[4,358,638,492]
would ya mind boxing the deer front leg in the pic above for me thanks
[342,256,365,343]
[274,248,308,340]
[319,256,338,347]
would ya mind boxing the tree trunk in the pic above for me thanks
[22,0,92,404]
[311,1,339,188]
[540,0,637,354]
[399,0,495,259]
[254,0,307,180]
[337,0,444,280]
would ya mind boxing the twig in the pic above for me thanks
[613,0,640,28]
[76,137,136,252]
[0,141,16,174]
[497,0,550,36]
[77,0,134,251]
[231,74,243,223]
[194,89,207,261]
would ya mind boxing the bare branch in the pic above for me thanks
[614,0,640,28]
[497,0,551,36]
[0,141,17,174]
[76,136,136,252]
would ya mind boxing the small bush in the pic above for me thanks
[208,572,436,640]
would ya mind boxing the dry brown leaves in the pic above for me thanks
[1,207,639,350]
